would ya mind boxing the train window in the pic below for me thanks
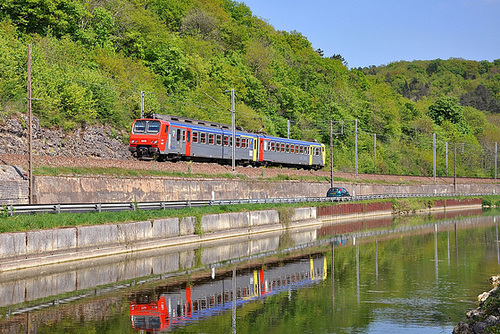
[200,132,206,144]
[236,137,241,148]
[176,128,181,141]
[271,142,275,151]
[264,141,268,151]
[133,120,146,133]
[223,135,229,146]
[165,125,169,134]
[182,130,186,142]
[147,121,160,133]
[192,131,198,143]
[280,143,284,152]
[299,146,303,154]
[216,134,222,145]
[285,144,289,153]
[242,138,247,148]
[229,136,232,146]
[209,133,214,145]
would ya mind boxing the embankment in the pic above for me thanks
[0,197,482,272]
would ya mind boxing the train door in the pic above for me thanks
[185,128,191,156]
[159,124,168,152]
[252,138,257,162]
[258,138,264,162]
[170,127,180,151]
[309,145,314,166]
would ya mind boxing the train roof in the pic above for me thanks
[145,113,244,131]
[134,114,323,146]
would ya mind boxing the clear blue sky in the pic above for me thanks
[242,0,500,68]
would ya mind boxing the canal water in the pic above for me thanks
[1,209,499,333]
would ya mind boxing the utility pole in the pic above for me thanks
[355,119,358,178]
[27,44,33,204]
[454,143,457,193]
[445,142,448,177]
[330,120,333,188]
[433,133,436,182]
[140,91,145,118]
[495,142,498,182]
[374,133,377,174]
[231,89,235,172]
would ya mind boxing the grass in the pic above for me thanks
[33,165,427,184]
[0,202,310,233]
[1,195,495,234]
[34,166,248,180]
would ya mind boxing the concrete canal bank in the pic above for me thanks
[0,198,482,273]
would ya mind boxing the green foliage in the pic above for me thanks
[0,0,84,37]
[0,0,499,178]
[482,195,500,208]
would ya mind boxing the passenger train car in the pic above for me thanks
[129,255,327,331]
[129,114,325,170]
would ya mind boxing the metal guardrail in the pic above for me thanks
[1,193,488,216]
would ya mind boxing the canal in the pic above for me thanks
[1,208,499,333]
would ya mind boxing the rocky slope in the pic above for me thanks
[0,115,130,159]
[454,276,500,334]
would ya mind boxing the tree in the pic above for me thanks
[428,96,471,134]
[460,84,500,114]
[330,54,347,66]
[0,0,84,37]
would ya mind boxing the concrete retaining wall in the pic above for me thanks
[1,171,499,205]
[28,176,500,204]
[201,210,280,233]
[0,180,28,205]
[0,208,291,266]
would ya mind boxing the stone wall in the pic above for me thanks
[2,172,499,205]
[33,175,500,204]
[27,176,500,204]
[0,166,28,205]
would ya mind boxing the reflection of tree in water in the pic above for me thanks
[279,230,294,249]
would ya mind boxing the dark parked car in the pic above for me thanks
[326,187,350,197]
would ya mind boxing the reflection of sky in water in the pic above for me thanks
[366,322,453,334]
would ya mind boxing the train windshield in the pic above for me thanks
[133,120,161,134]
[132,316,161,329]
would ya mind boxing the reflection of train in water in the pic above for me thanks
[130,255,327,331]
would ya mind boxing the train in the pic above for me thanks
[129,255,327,331]
[129,114,326,170]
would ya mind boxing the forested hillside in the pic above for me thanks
[0,0,499,177]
